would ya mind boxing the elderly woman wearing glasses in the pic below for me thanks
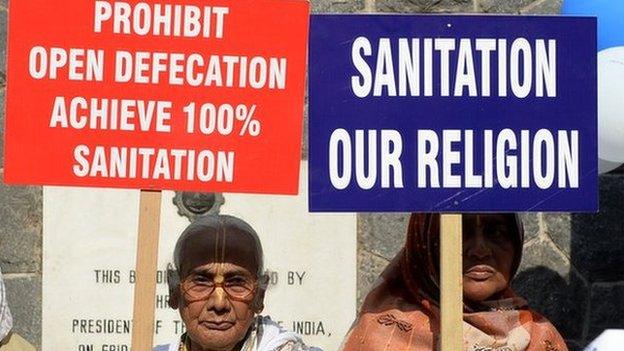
[154,215,319,351]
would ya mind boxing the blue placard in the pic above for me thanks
[309,15,597,212]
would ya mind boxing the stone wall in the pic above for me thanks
[1,0,623,350]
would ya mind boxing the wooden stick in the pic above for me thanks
[131,190,162,351]
[440,214,463,351]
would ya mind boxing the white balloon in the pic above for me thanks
[598,47,624,163]
[599,157,622,174]
[584,329,624,351]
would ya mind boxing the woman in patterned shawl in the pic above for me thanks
[341,213,567,351]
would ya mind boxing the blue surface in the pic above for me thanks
[562,0,624,51]
[308,15,597,212]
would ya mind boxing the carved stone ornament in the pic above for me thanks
[172,191,225,221]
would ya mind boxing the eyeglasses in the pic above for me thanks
[180,275,258,302]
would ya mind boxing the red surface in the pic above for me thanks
[4,0,309,194]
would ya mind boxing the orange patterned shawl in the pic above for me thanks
[341,213,567,351]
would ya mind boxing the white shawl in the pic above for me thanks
[153,315,322,351]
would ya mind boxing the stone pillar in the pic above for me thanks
[0,178,42,347]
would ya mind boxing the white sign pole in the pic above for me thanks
[440,214,463,351]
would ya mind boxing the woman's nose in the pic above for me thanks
[465,232,493,259]
[207,286,230,313]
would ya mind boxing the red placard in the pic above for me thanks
[4,0,309,194]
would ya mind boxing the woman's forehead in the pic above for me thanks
[177,230,260,276]
[187,262,255,277]
[180,253,258,277]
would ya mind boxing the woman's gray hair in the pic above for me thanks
[172,214,265,277]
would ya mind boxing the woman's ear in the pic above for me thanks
[169,289,180,309]
[251,273,270,313]
[167,264,181,309]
